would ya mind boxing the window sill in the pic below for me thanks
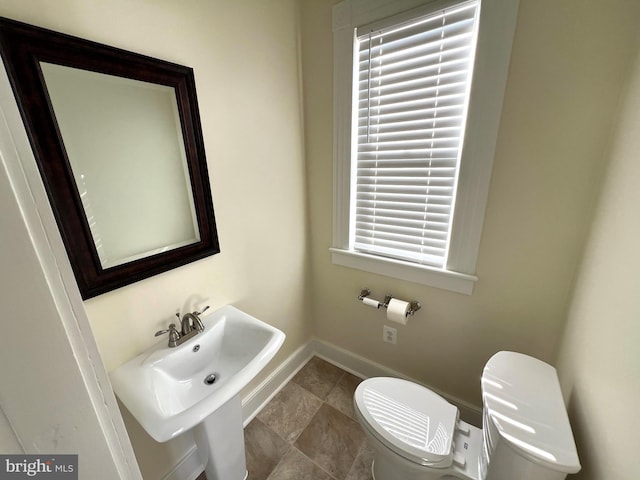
[330,248,477,295]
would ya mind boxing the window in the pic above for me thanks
[354,1,479,268]
[331,0,518,294]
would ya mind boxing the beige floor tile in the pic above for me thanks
[244,418,290,480]
[292,357,345,399]
[229,359,372,480]
[266,448,333,480]
[257,382,323,442]
[345,440,375,480]
[294,404,366,480]
[326,372,362,420]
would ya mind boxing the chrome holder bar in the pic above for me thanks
[357,288,421,317]
[358,288,371,300]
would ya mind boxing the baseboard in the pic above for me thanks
[241,341,316,426]
[310,338,483,427]
[163,445,202,480]
[163,336,483,479]
[240,337,482,427]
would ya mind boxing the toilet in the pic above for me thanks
[353,351,581,480]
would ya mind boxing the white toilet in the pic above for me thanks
[354,351,581,480]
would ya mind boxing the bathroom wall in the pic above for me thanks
[0,0,309,478]
[0,118,135,477]
[4,0,640,478]
[301,0,640,408]
[556,40,640,480]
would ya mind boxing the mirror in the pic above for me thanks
[40,63,201,269]
[0,17,220,298]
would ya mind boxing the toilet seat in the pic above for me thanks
[354,377,459,468]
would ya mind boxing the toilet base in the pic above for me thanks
[371,452,452,480]
[364,420,482,480]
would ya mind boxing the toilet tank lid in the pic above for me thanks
[481,351,581,474]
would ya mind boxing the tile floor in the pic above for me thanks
[197,356,374,480]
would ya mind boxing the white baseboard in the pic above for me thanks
[310,338,483,427]
[241,341,316,426]
[163,445,202,480]
[239,337,483,428]
[163,337,483,480]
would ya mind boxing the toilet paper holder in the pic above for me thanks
[358,288,421,316]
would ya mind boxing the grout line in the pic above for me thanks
[345,437,371,480]
[252,358,368,480]
[294,446,340,480]
[264,444,293,480]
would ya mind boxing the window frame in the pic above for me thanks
[331,0,519,294]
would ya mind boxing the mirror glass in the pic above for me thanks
[41,63,200,268]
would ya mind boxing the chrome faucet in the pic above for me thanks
[179,307,208,335]
[155,306,209,347]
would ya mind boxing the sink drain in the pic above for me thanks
[204,373,218,385]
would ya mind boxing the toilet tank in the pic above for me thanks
[480,352,580,480]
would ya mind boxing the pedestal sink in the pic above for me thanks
[110,305,285,480]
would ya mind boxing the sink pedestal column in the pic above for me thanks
[193,393,247,480]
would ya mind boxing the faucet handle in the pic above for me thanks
[195,305,209,316]
[155,323,177,336]
[155,323,181,347]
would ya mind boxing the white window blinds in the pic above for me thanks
[352,0,480,268]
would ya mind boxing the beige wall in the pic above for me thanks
[4,0,640,478]
[301,0,640,409]
[556,45,640,480]
[0,0,309,478]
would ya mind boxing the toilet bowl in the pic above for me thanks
[353,352,581,480]
[354,377,482,480]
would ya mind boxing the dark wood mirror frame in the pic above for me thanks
[0,17,220,299]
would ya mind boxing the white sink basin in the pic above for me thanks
[110,305,285,442]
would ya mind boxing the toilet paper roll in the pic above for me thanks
[386,298,410,325]
[361,297,380,309]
